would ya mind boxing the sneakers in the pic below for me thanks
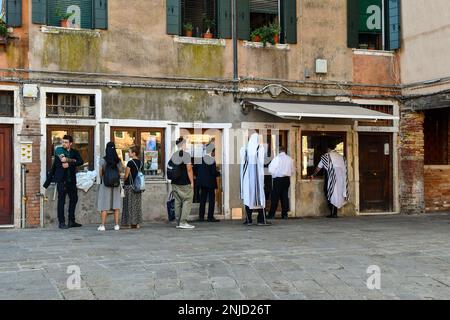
[97,225,106,231]
[114,225,120,231]
[176,223,195,229]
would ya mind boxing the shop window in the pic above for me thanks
[0,91,14,117]
[31,0,108,29]
[112,128,165,178]
[46,93,95,118]
[47,126,94,172]
[301,132,346,179]
[347,0,401,51]
[424,109,449,165]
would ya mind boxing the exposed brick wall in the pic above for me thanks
[399,110,425,214]
[20,120,42,227]
[424,166,450,212]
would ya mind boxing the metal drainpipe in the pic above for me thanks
[21,164,27,229]
[232,0,238,92]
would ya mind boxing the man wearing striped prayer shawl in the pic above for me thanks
[310,142,349,218]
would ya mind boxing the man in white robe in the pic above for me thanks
[310,142,349,218]
[240,133,271,225]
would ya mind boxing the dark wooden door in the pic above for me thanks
[359,134,392,212]
[0,125,13,224]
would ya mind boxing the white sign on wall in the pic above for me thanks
[20,142,33,163]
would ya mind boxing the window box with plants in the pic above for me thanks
[250,23,281,47]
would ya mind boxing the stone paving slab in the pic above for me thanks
[0,214,450,300]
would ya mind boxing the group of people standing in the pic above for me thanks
[48,133,349,230]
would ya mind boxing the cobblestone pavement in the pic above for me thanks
[1,214,449,300]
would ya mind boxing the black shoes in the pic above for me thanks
[59,223,68,229]
[326,214,338,218]
[68,221,82,228]
[208,218,220,222]
[243,221,253,226]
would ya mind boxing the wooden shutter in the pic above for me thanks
[347,0,359,48]
[282,0,297,44]
[167,0,181,35]
[386,0,400,50]
[217,0,232,39]
[32,0,47,24]
[93,0,108,29]
[6,0,22,27]
[237,0,250,40]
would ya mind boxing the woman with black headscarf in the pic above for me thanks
[97,142,124,231]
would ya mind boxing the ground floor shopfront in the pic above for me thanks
[1,84,404,228]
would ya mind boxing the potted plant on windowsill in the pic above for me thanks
[250,28,262,42]
[56,8,75,28]
[270,23,280,44]
[0,19,8,44]
[260,25,276,47]
[202,14,215,39]
[183,22,193,37]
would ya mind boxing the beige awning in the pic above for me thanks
[248,100,399,121]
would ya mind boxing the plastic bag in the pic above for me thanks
[76,171,98,193]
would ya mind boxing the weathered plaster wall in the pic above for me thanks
[29,0,357,82]
[0,0,29,72]
[400,0,450,85]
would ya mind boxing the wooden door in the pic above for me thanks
[359,134,392,212]
[0,125,13,224]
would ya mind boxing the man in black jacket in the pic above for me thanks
[53,135,84,229]
[194,148,221,222]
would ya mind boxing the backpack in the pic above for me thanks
[167,155,182,182]
[130,160,145,193]
[103,162,120,187]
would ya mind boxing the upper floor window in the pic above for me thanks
[46,93,96,118]
[347,0,401,51]
[167,0,297,44]
[32,0,108,30]
[0,91,13,117]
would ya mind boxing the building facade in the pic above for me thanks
[1,0,408,228]
[399,0,450,213]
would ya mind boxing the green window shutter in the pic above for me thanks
[93,0,108,29]
[281,0,297,44]
[32,0,47,24]
[166,0,181,35]
[6,0,22,27]
[237,0,250,40]
[217,0,232,39]
[47,0,93,29]
[347,0,359,48]
[386,0,400,50]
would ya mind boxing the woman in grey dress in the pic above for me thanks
[97,142,123,231]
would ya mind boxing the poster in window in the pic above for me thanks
[146,136,157,151]
[144,151,159,174]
